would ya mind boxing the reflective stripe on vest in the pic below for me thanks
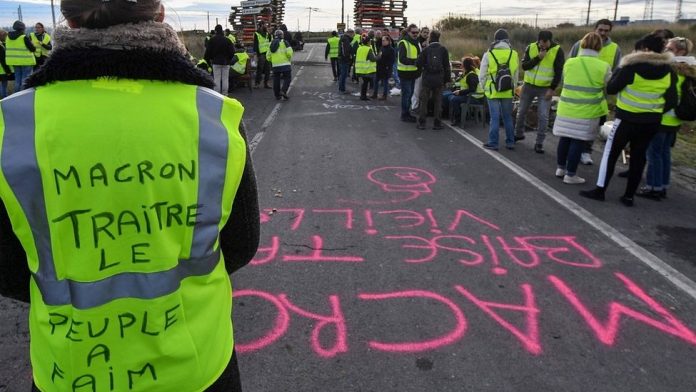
[617,73,670,113]
[355,45,376,75]
[267,41,292,67]
[328,36,340,58]
[0,81,245,391]
[232,52,249,74]
[256,32,270,53]
[598,42,618,68]
[662,74,685,126]
[30,32,51,58]
[484,48,519,99]
[557,56,609,119]
[523,43,559,87]
[397,40,418,72]
[5,35,36,66]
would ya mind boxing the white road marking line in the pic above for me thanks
[250,46,316,155]
[446,122,696,301]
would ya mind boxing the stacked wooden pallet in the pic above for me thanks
[353,0,407,29]
[229,0,286,46]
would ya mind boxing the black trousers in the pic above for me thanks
[32,350,242,392]
[595,119,658,198]
[254,54,270,85]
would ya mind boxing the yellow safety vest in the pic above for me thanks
[255,32,270,54]
[0,79,247,392]
[463,70,485,99]
[557,55,610,119]
[0,42,13,75]
[5,34,36,66]
[397,40,418,72]
[661,73,686,126]
[355,44,376,76]
[617,73,671,114]
[266,41,292,68]
[598,42,619,68]
[327,36,340,59]
[30,32,51,58]
[231,52,249,74]
[484,48,519,99]
[523,42,559,87]
[226,34,236,44]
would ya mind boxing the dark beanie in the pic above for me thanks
[13,20,25,31]
[494,29,509,41]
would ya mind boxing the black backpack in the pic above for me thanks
[489,49,513,92]
[425,46,444,74]
[675,76,696,122]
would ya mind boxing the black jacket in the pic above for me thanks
[376,45,395,79]
[204,33,235,65]
[417,42,450,88]
[2,41,260,303]
[521,41,565,90]
[338,34,354,63]
[607,51,678,124]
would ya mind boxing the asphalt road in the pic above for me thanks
[2,43,696,392]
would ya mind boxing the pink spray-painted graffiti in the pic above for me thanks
[339,166,437,205]
[238,167,696,359]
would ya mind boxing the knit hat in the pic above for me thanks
[494,29,509,41]
[274,29,284,38]
[13,20,25,31]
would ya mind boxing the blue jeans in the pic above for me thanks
[443,92,468,122]
[273,69,291,98]
[14,66,33,92]
[374,77,389,97]
[0,79,7,98]
[645,130,676,190]
[401,78,416,117]
[556,137,585,176]
[338,61,350,92]
[486,98,514,147]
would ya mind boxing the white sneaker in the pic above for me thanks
[390,88,401,96]
[580,152,594,165]
[555,168,566,178]
[563,175,586,184]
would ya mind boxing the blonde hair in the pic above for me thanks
[668,37,694,55]
[580,32,603,52]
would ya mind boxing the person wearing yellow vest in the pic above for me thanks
[230,43,250,77]
[552,33,611,185]
[30,22,52,68]
[351,28,363,83]
[569,19,623,165]
[6,20,37,92]
[480,29,519,150]
[325,31,340,81]
[267,29,293,100]
[397,24,422,122]
[514,30,565,153]
[253,21,272,88]
[444,57,484,126]
[580,33,677,207]
[0,29,14,98]
[638,37,696,200]
[225,29,237,45]
[355,34,377,101]
[0,0,260,390]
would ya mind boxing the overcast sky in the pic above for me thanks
[0,0,693,31]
